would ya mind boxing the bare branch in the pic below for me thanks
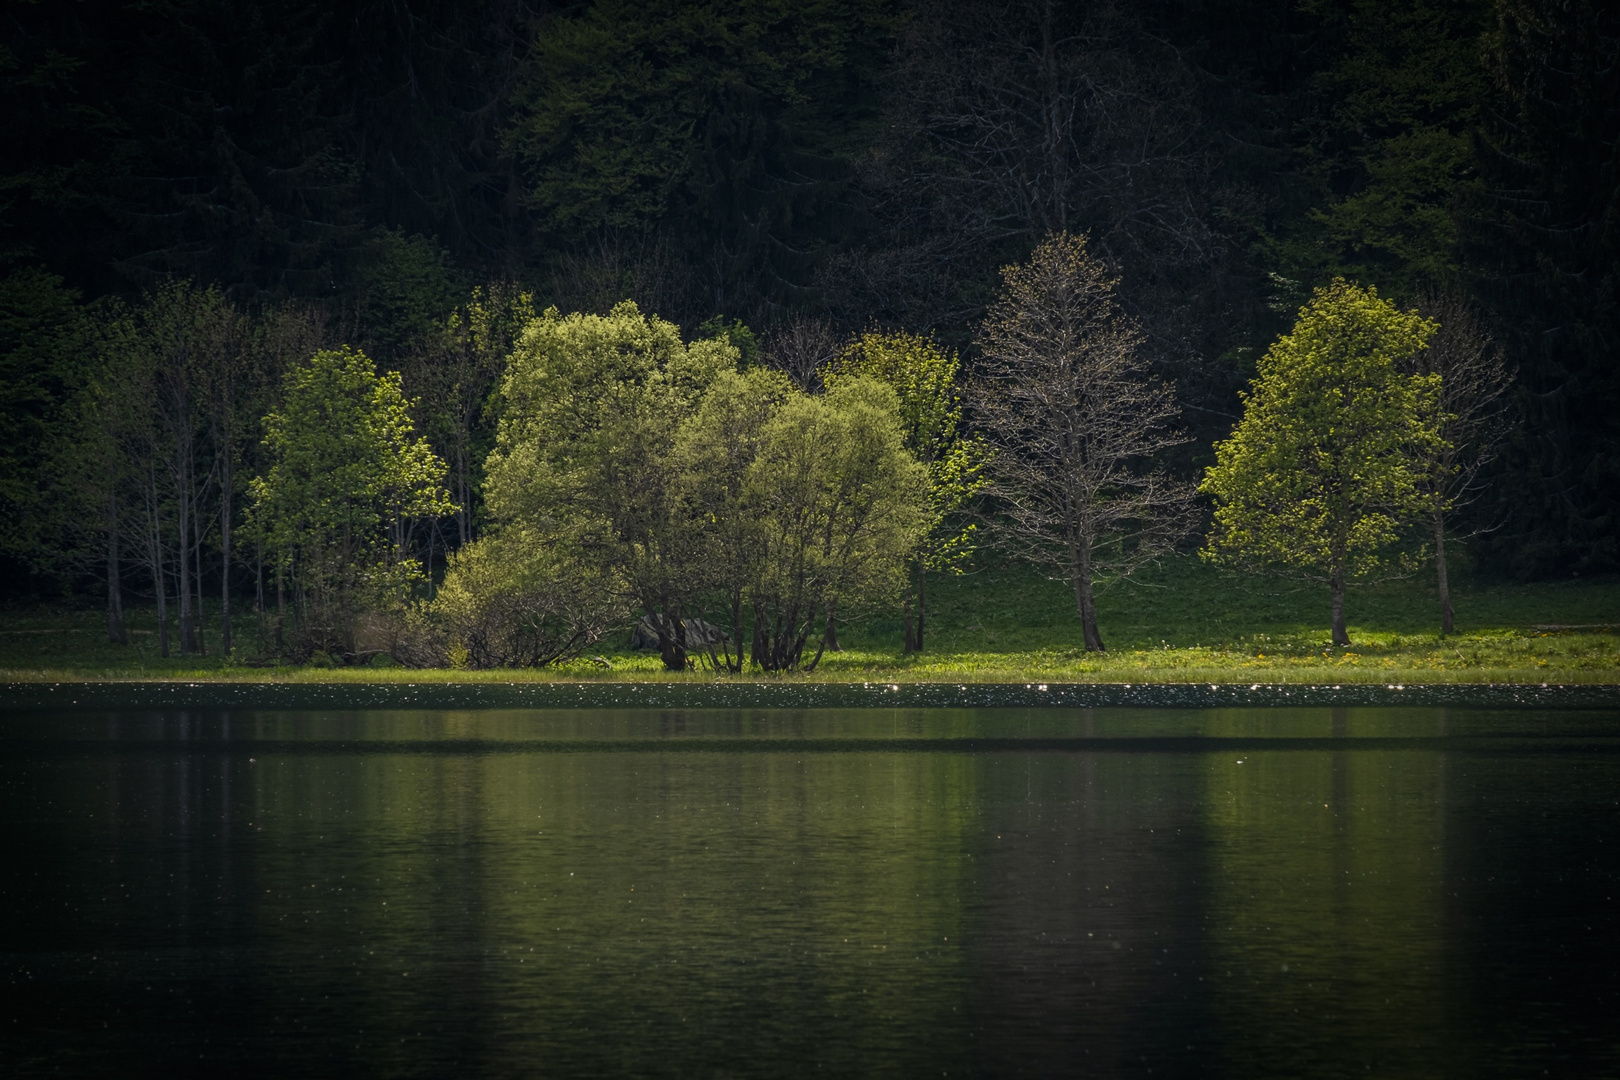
[970,232,1196,651]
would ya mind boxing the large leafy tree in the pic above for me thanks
[670,366,794,669]
[484,301,735,670]
[674,369,928,671]
[1201,280,1443,646]
[822,330,985,651]
[739,377,929,670]
[249,346,452,661]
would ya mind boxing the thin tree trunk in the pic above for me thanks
[902,594,916,652]
[457,442,471,546]
[106,490,127,645]
[824,599,841,653]
[154,509,170,659]
[1072,541,1104,652]
[220,467,232,656]
[176,477,194,655]
[1330,562,1350,647]
[275,559,285,653]
[803,605,832,672]
[1433,511,1454,635]
[720,591,745,673]
[192,488,205,656]
[916,561,927,652]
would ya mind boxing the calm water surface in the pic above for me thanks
[2,706,1617,1077]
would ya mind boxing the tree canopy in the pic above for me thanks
[3,0,1617,612]
[249,346,453,659]
[1201,280,1443,645]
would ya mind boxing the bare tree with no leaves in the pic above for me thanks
[972,232,1195,651]
[759,315,840,392]
[1410,290,1516,634]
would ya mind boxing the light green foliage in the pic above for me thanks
[249,347,453,658]
[670,365,795,656]
[737,376,930,669]
[486,301,737,666]
[671,366,930,671]
[487,301,732,524]
[696,316,761,367]
[488,303,929,672]
[1201,280,1444,642]
[413,528,626,669]
[824,330,988,574]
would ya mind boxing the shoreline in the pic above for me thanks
[6,679,1619,711]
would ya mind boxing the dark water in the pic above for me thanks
[2,707,1617,1078]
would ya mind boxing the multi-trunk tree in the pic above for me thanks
[483,302,928,671]
[483,302,734,671]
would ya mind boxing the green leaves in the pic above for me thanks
[486,303,929,671]
[822,330,988,573]
[1201,279,1444,582]
[249,347,452,654]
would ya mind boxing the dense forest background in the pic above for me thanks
[3,0,1615,606]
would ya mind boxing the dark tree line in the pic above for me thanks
[3,0,1616,598]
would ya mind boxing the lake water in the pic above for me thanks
[2,706,1617,1077]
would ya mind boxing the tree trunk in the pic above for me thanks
[902,593,916,652]
[456,442,471,546]
[176,483,194,655]
[804,605,832,672]
[723,592,746,673]
[1071,541,1104,652]
[1330,563,1350,646]
[916,560,927,652]
[220,471,232,657]
[275,560,285,653]
[824,599,842,652]
[155,517,170,659]
[106,490,127,645]
[192,494,205,656]
[656,611,688,671]
[1433,511,1454,635]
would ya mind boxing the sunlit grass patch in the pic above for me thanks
[1,555,1615,683]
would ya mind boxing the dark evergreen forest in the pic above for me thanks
[2,0,1615,609]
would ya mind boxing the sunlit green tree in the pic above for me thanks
[249,347,452,661]
[1201,280,1444,646]
[671,368,928,672]
[484,301,735,670]
[823,330,987,651]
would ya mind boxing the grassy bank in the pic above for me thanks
[2,556,1616,684]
